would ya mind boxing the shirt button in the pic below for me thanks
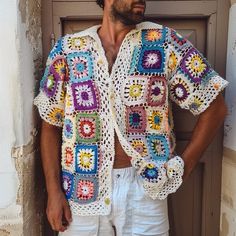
[104,198,110,205]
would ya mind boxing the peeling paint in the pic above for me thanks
[222,193,234,209]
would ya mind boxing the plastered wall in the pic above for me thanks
[0,0,44,235]
[221,3,236,236]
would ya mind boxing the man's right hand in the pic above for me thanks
[46,191,72,232]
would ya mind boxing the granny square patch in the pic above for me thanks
[42,66,59,98]
[75,144,98,174]
[62,171,74,199]
[146,108,167,132]
[128,135,149,158]
[147,134,170,162]
[47,107,64,124]
[180,48,210,83]
[126,106,146,133]
[147,76,167,106]
[76,113,100,143]
[65,36,87,51]
[170,73,192,105]
[63,118,74,139]
[140,163,159,182]
[138,45,165,73]
[62,143,75,171]
[122,76,148,106]
[142,28,166,45]
[50,56,69,82]
[71,80,99,111]
[73,176,98,204]
[67,52,93,82]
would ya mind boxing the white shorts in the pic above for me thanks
[59,167,169,236]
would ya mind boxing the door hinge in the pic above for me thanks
[50,33,55,48]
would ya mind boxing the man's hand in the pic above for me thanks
[47,191,72,232]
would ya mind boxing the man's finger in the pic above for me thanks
[63,204,72,225]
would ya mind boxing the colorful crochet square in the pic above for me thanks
[63,118,74,139]
[65,36,86,51]
[170,73,191,105]
[180,48,210,83]
[76,113,100,143]
[138,46,165,73]
[48,107,64,124]
[170,29,187,48]
[75,144,98,174]
[147,134,169,162]
[73,176,98,204]
[126,106,146,133]
[50,57,69,82]
[147,76,167,106]
[147,108,166,132]
[122,76,148,106]
[62,145,74,170]
[142,28,166,45]
[71,80,99,111]
[168,51,178,74]
[42,66,59,98]
[140,163,159,181]
[67,52,93,82]
[62,171,74,199]
[128,135,149,158]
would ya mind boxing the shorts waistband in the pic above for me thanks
[112,167,136,181]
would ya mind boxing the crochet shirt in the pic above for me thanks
[34,21,228,216]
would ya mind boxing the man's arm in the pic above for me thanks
[181,93,227,179]
[40,121,72,232]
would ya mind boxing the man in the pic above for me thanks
[34,0,228,235]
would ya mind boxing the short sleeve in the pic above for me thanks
[167,28,229,115]
[34,38,69,127]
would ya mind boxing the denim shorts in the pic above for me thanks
[59,167,169,236]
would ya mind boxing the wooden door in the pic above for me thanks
[41,1,229,235]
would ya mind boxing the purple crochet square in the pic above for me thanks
[72,80,99,111]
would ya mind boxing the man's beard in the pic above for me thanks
[111,0,146,25]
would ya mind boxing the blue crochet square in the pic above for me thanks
[137,45,165,74]
[147,134,169,162]
[141,28,167,45]
[62,171,74,199]
[67,51,93,82]
[75,144,98,174]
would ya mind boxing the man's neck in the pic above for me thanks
[98,10,136,46]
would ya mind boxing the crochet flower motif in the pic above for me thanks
[64,146,74,167]
[68,52,93,82]
[72,81,99,111]
[75,145,98,174]
[67,36,86,50]
[147,134,169,162]
[76,179,94,201]
[122,76,147,105]
[50,57,69,81]
[148,110,163,131]
[141,163,159,181]
[77,113,99,143]
[147,77,166,106]
[138,46,165,73]
[62,172,74,199]
[48,107,64,124]
[126,107,146,133]
[181,48,209,83]
[74,177,98,203]
[142,28,166,45]
[129,136,148,158]
[64,119,73,139]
